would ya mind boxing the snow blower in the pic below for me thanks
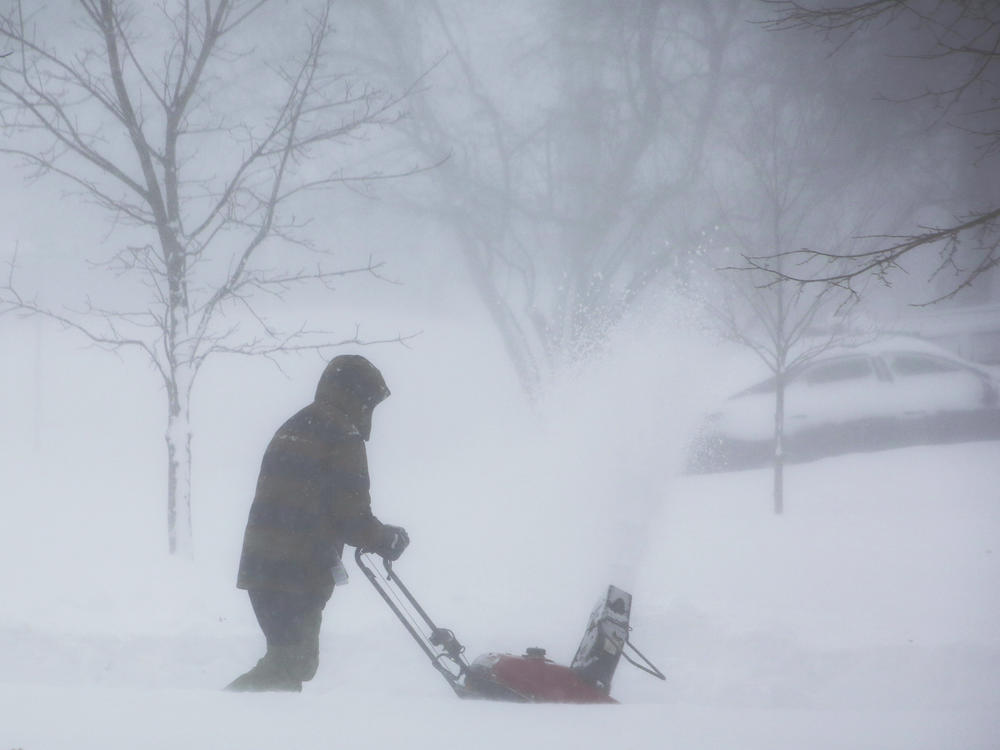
[355,548,665,703]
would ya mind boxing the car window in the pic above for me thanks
[887,352,963,377]
[802,357,874,385]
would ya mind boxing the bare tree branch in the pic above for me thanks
[746,206,1000,303]
[758,0,1000,300]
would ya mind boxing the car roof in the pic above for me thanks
[730,335,990,398]
[795,334,975,365]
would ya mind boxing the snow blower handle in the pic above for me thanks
[354,547,471,697]
[375,559,464,663]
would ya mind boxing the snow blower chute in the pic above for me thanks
[355,548,665,703]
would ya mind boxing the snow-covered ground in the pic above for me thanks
[2,301,999,749]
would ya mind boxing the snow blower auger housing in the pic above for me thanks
[354,549,665,703]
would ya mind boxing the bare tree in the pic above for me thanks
[753,0,1000,302]
[699,74,879,513]
[0,0,414,555]
[360,0,744,397]
[705,269,850,513]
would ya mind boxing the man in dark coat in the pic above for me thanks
[226,355,409,692]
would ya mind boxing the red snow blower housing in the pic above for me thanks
[355,549,665,703]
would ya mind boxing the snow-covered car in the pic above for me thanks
[690,337,1000,471]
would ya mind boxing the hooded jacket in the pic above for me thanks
[236,358,389,599]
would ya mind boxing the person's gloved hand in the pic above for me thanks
[375,524,409,561]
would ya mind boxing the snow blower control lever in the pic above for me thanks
[354,548,665,703]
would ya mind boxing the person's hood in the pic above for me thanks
[314,355,390,440]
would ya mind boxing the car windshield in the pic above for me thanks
[887,352,963,377]
[802,357,874,385]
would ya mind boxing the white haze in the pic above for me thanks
[1,2,998,747]
[2,277,999,748]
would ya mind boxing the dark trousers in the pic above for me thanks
[227,589,328,691]
[251,590,323,649]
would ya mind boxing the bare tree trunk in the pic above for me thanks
[773,371,785,515]
[456,229,545,399]
[165,369,193,556]
[32,315,42,453]
[773,227,787,516]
